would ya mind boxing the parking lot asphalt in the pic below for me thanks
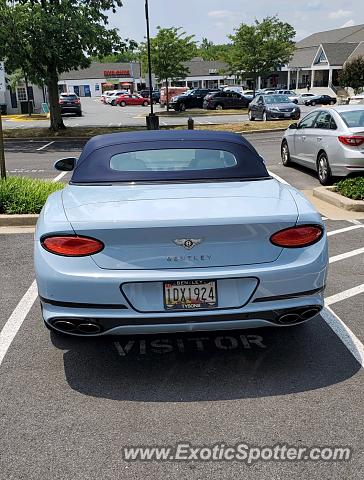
[2,97,314,129]
[0,132,363,479]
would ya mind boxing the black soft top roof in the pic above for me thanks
[71,130,270,184]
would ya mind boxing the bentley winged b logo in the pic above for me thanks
[173,238,203,250]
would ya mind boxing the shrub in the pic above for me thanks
[334,177,364,201]
[0,176,64,214]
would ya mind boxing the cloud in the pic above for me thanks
[207,10,234,19]
[329,9,352,19]
[340,19,355,28]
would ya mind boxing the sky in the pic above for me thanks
[109,0,364,45]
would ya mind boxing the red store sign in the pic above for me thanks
[104,70,130,77]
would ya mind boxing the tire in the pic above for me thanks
[329,100,335,105]
[281,140,292,166]
[311,101,316,106]
[215,104,223,110]
[77,111,82,117]
[248,110,255,121]
[143,101,148,106]
[179,103,186,112]
[111,100,116,106]
[317,152,332,185]
[120,101,126,107]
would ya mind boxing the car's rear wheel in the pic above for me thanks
[317,152,332,185]
[111,100,116,106]
[311,101,316,106]
[329,100,335,105]
[120,101,126,107]
[215,104,223,110]
[248,110,255,121]
[179,103,186,112]
[281,140,292,166]
[77,111,82,117]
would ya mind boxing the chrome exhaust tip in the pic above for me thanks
[278,313,301,325]
[77,323,102,334]
[53,320,77,332]
[300,308,320,320]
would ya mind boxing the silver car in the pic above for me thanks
[281,106,364,185]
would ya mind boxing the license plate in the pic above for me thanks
[163,280,217,311]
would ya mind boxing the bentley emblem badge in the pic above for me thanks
[173,238,203,250]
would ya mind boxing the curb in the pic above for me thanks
[0,214,38,226]
[3,127,287,142]
[313,187,364,212]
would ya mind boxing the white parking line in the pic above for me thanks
[0,281,38,367]
[36,141,55,151]
[327,225,363,236]
[52,171,68,183]
[348,219,363,225]
[325,284,364,306]
[321,307,364,368]
[329,247,364,264]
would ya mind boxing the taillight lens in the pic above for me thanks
[41,235,104,256]
[270,225,323,248]
[59,100,64,104]
[338,135,364,147]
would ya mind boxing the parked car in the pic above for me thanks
[304,95,336,106]
[170,88,220,111]
[203,91,250,110]
[114,94,150,107]
[248,94,301,121]
[160,86,188,108]
[101,90,117,104]
[59,93,82,116]
[35,130,327,337]
[348,94,364,105]
[139,90,160,103]
[294,93,318,105]
[281,106,364,185]
[106,90,129,105]
[276,90,299,102]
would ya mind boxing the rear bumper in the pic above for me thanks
[36,237,328,336]
[60,106,81,114]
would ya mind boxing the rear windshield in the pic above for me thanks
[110,149,237,172]
[265,95,291,104]
[71,140,270,184]
[60,95,78,100]
[339,110,364,128]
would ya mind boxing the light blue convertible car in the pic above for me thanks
[34,130,328,336]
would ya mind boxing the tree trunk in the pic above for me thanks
[47,73,65,131]
[166,80,169,112]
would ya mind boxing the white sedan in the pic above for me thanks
[281,105,364,185]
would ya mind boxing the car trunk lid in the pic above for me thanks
[62,180,298,270]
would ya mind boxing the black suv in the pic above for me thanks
[203,91,250,110]
[139,89,160,103]
[170,88,219,111]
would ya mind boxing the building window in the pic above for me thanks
[17,87,27,101]
[315,50,327,64]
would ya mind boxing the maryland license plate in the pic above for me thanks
[163,280,217,311]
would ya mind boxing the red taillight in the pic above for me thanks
[59,100,64,104]
[338,135,364,147]
[74,99,80,104]
[270,225,323,248]
[41,236,104,256]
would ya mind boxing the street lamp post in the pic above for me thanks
[144,0,159,130]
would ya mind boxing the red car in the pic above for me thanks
[115,94,150,107]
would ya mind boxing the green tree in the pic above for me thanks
[339,56,364,94]
[93,39,140,63]
[198,38,231,61]
[228,16,295,93]
[140,27,197,110]
[0,0,123,131]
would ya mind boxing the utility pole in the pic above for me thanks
[145,0,159,130]
[0,61,6,179]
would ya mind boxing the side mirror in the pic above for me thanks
[54,157,77,171]
[289,123,298,130]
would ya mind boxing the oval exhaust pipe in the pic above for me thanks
[300,308,320,320]
[53,320,77,332]
[77,323,102,334]
[278,313,300,325]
